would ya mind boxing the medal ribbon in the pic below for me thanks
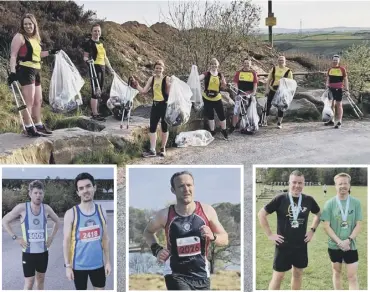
[336,195,350,222]
[288,193,302,221]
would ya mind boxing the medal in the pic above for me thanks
[291,220,299,228]
[336,195,350,229]
[288,193,302,228]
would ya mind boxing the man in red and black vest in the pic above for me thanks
[325,55,349,129]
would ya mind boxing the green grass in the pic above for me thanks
[255,185,368,290]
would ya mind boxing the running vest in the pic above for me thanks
[21,202,47,253]
[328,66,346,89]
[151,76,169,102]
[84,39,106,65]
[18,36,41,69]
[236,71,256,93]
[163,202,211,278]
[70,204,106,270]
[270,66,291,89]
[203,72,223,101]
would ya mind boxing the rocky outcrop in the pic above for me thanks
[0,116,149,164]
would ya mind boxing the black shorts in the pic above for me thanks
[273,245,308,272]
[328,88,343,102]
[150,101,168,133]
[328,249,359,264]
[202,97,226,121]
[16,65,41,86]
[164,274,210,290]
[73,266,106,290]
[22,251,49,277]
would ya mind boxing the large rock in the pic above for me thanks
[0,133,53,164]
[0,116,150,164]
[257,97,320,121]
[283,99,321,121]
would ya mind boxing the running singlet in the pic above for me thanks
[83,39,106,66]
[164,202,211,278]
[327,66,346,89]
[153,76,165,101]
[18,37,41,69]
[21,202,47,253]
[269,66,293,88]
[202,72,222,101]
[70,204,106,270]
[233,71,258,93]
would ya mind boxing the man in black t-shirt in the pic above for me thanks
[258,170,321,290]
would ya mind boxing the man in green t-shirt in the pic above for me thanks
[321,173,362,290]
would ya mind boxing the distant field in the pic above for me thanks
[255,185,368,290]
[129,271,241,290]
[259,32,370,56]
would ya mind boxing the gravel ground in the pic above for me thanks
[117,119,370,292]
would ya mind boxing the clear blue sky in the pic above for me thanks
[128,167,242,209]
[78,1,370,29]
[2,166,114,179]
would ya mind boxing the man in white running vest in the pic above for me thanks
[2,180,60,290]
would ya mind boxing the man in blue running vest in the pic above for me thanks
[2,180,60,290]
[63,173,111,290]
[144,171,229,290]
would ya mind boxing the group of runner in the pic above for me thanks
[258,170,362,290]
[7,14,350,152]
[7,14,114,137]
[2,172,112,290]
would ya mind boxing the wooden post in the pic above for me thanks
[268,1,273,47]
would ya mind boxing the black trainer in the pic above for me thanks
[36,124,52,136]
[210,131,216,137]
[25,126,42,137]
[91,114,106,121]
[142,149,157,158]
[334,122,342,129]
[159,148,166,157]
[324,120,335,126]
[221,129,229,141]
[229,126,236,134]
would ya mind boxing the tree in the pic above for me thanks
[166,0,261,72]
[343,42,370,100]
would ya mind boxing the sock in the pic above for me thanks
[25,124,32,128]
[34,122,43,126]
[150,148,156,152]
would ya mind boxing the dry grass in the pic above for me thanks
[129,271,241,291]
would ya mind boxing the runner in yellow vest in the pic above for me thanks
[83,24,115,121]
[199,58,228,140]
[8,14,59,137]
[131,60,171,157]
[264,56,293,129]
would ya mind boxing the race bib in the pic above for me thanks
[79,225,101,242]
[176,236,201,257]
[28,229,45,242]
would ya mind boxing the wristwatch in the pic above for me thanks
[64,263,72,268]
[348,237,353,242]
[211,233,217,242]
[12,235,17,240]
[310,228,316,233]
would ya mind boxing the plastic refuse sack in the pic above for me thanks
[165,75,192,127]
[109,73,139,106]
[320,89,329,102]
[271,78,297,112]
[175,130,214,147]
[322,97,334,122]
[187,65,203,111]
[49,50,84,112]
[107,73,138,119]
[244,97,259,133]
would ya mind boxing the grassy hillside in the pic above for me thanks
[259,32,370,56]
